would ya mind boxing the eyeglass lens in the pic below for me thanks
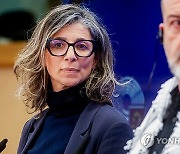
[49,39,93,57]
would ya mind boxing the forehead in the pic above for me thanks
[52,23,92,40]
[162,0,180,17]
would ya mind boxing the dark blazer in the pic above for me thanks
[17,101,133,154]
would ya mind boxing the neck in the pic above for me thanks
[47,82,89,117]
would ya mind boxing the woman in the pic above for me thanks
[14,4,133,154]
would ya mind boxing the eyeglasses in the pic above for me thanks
[46,38,96,57]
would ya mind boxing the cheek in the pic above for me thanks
[164,33,178,59]
[44,52,53,70]
[80,56,95,75]
[44,52,60,75]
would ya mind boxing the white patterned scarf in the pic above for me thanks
[124,77,180,154]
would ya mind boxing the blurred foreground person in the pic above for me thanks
[125,0,180,153]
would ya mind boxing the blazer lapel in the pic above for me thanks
[21,109,49,154]
[64,101,102,154]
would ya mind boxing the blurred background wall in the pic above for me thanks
[0,67,32,153]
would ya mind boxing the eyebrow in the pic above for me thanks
[53,37,92,42]
[166,14,180,21]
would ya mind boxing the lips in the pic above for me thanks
[61,68,79,72]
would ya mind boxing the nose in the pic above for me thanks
[64,46,77,61]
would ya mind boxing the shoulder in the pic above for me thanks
[17,109,49,153]
[89,103,133,154]
[149,77,177,110]
[21,109,49,134]
[157,77,177,96]
[96,103,129,125]
[90,103,132,137]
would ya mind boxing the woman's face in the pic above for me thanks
[45,23,96,92]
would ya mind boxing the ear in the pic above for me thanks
[159,23,164,31]
[158,23,164,44]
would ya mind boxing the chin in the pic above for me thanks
[63,80,82,88]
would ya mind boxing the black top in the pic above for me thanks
[27,83,89,154]
[149,86,180,154]
[47,82,89,117]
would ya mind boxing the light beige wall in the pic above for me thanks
[0,68,32,154]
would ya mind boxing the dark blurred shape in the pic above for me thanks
[48,0,61,8]
[129,106,144,129]
[0,138,8,153]
[73,0,83,4]
[0,10,35,41]
[61,0,84,4]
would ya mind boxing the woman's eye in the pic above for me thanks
[76,44,88,50]
[51,41,65,49]
[55,43,63,48]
